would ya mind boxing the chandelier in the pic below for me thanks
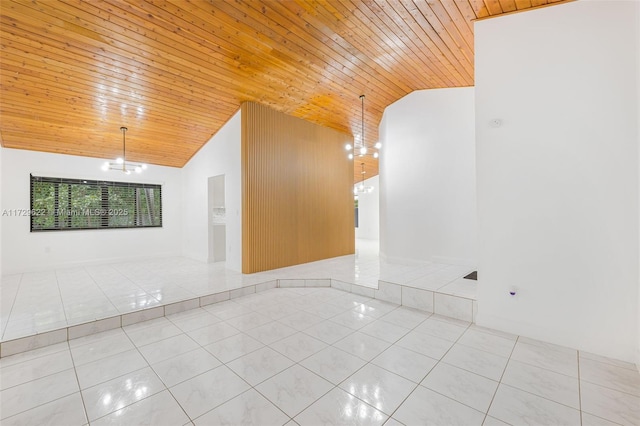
[354,162,374,194]
[346,94,381,160]
[101,127,147,174]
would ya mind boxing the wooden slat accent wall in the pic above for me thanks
[242,102,355,273]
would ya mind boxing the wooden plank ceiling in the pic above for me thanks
[0,0,570,182]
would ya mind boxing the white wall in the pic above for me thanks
[355,175,379,240]
[475,1,639,362]
[0,148,182,274]
[1,110,243,275]
[636,2,640,370]
[182,110,242,271]
[0,146,4,277]
[379,87,477,266]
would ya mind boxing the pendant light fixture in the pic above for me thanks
[354,162,374,194]
[346,94,380,160]
[101,127,147,174]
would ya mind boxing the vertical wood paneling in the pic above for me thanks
[242,102,355,273]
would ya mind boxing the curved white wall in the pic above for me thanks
[637,1,640,369]
[379,87,477,266]
[475,0,639,362]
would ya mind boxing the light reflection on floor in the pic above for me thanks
[0,239,475,342]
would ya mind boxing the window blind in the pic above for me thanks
[30,174,162,231]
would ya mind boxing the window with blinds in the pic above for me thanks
[30,175,162,231]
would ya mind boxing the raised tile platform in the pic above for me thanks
[1,240,477,357]
[0,275,476,358]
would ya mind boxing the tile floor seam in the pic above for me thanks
[83,364,157,397]
[248,384,296,424]
[275,363,337,419]
[0,363,76,393]
[193,387,292,425]
[374,334,441,362]
[147,348,215,388]
[279,292,615,425]
[422,316,471,358]
[169,383,201,425]
[132,329,200,357]
[580,412,626,426]
[79,327,172,425]
[435,319,497,426]
[291,386,386,424]
[227,350,292,386]
[506,354,581,380]
[324,335,427,419]
[320,348,368,385]
[516,338,575,354]
[326,366,396,418]
[0,342,86,423]
[70,344,135,369]
[482,333,521,426]
[114,320,174,410]
[360,342,435,384]
[66,339,92,425]
[308,380,391,424]
[185,316,295,388]
[417,380,489,415]
[1,275,472,347]
[0,382,81,423]
[377,379,422,422]
[85,266,116,320]
[576,350,584,426]
[453,340,513,359]
[167,363,252,422]
[0,274,23,341]
[577,376,640,398]
[1,287,635,426]
[497,382,584,415]
[0,342,69,369]
[203,336,264,364]
[578,350,638,371]
[53,270,72,330]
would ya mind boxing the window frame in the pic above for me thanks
[30,174,163,232]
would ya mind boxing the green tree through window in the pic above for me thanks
[30,175,162,231]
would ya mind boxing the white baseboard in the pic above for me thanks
[476,312,637,364]
[431,256,477,267]
[379,252,432,266]
[380,252,476,268]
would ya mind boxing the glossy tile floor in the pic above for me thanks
[0,240,475,342]
[1,286,638,425]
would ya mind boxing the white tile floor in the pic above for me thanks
[0,240,476,343]
[1,286,638,425]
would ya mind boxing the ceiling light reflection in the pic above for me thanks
[102,394,112,405]
[345,406,353,418]
[359,405,369,419]
[134,385,148,398]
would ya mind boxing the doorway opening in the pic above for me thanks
[208,174,226,262]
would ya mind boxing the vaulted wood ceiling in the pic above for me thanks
[1,0,570,182]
